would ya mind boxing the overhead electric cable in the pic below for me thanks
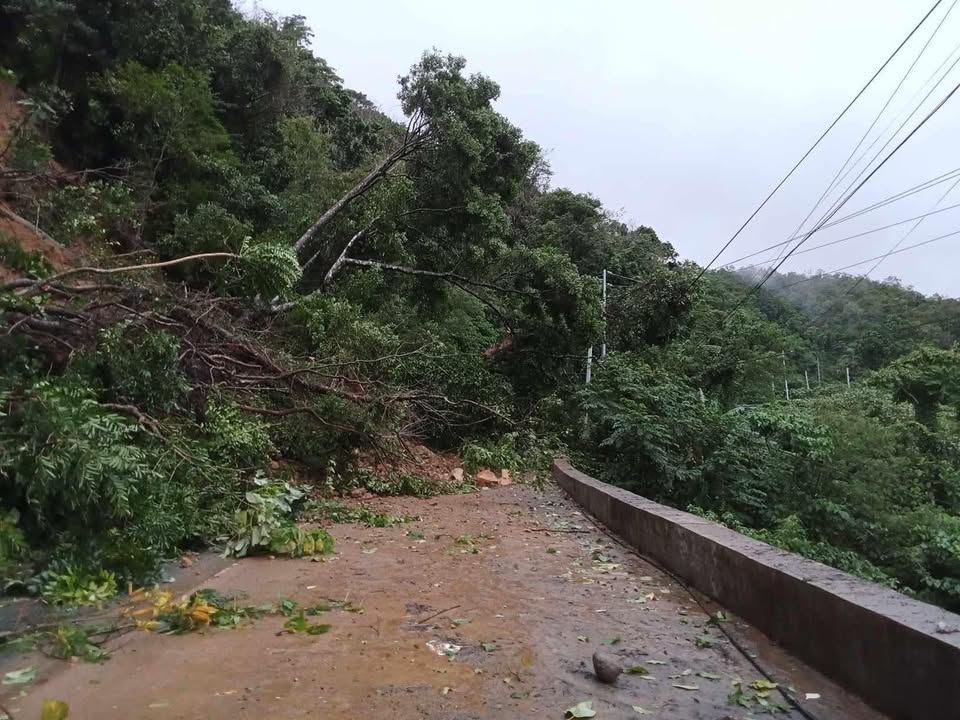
[721,77,960,323]
[686,0,944,291]
[746,2,957,289]
[718,165,960,267]
[733,200,960,271]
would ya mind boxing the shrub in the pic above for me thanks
[95,323,188,413]
[0,379,217,583]
[7,124,52,173]
[41,181,138,246]
[32,561,117,607]
[0,510,28,579]
[0,233,52,278]
[224,474,334,558]
[203,398,273,470]
[237,237,301,299]
[158,202,251,259]
[4,380,155,533]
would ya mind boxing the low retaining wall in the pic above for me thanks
[553,459,960,720]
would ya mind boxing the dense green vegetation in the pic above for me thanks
[1,1,959,611]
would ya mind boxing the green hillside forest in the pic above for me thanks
[1,1,960,610]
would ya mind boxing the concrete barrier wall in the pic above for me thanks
[553,459,960,720]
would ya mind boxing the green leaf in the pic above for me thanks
[282,609,331,635]
[694,634,714,648]
[481,641,498,652]
[2,667,36,685]
[698,671,722,680]
[564,700,597,718]
[602,636,621,646]
[751,679,778,691]
[624,665,648,675]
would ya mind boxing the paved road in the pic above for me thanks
[2,485,884,719]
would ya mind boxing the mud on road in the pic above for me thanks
[3,485,883,719]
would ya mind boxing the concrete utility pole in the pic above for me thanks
[601,269,608,359]
[846,366,851,387]
[816,356,822,383]
[805,369,810,391]
[782,351,790,400]
[585,346,593,384]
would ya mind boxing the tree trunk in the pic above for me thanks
[293,126,431,263]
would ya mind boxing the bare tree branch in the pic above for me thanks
[4,252,240,293]
[293,125,435,262]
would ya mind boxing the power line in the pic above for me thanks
[816,38,960,229]
[686,0,944,291]
[733,200,960,271]
[722,77,960,324]
[799,176,960,327]
[746,3,957,291]
[777,226,960,289]
[718,164,960,267]
[815,0,959,209]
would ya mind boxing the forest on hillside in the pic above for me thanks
[1,1,959,611]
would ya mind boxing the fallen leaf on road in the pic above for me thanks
[632,707,650,715]
[648,660,667,665]
[564,700,597,718]
[624,665,648,675]
[698,671,722,680]
[41,700,69,720]
[2,667,35,685]
[673,683,699,691]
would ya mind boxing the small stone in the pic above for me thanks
[350,487,366,499]
[499,469,513,485]
[178,555,194,568]
[450,467,464,482]
[592,650,622,684]
[936,621,959,634]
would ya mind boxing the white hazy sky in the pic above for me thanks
[259,0,960,297]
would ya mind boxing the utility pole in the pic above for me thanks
[782,350,790,401]
[816,356,822,383]
[601,269,607,358]
[846,366,851,387]
[585,346,593,384]
[805,369,810,391]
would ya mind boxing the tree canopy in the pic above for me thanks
[1,0,959,612]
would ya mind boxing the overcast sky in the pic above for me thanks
[260,0,960,297]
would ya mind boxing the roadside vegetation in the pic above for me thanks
[0,0,958,612]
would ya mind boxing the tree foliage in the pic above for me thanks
[1,1,959,613]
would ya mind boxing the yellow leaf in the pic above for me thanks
[41,699,69,720]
